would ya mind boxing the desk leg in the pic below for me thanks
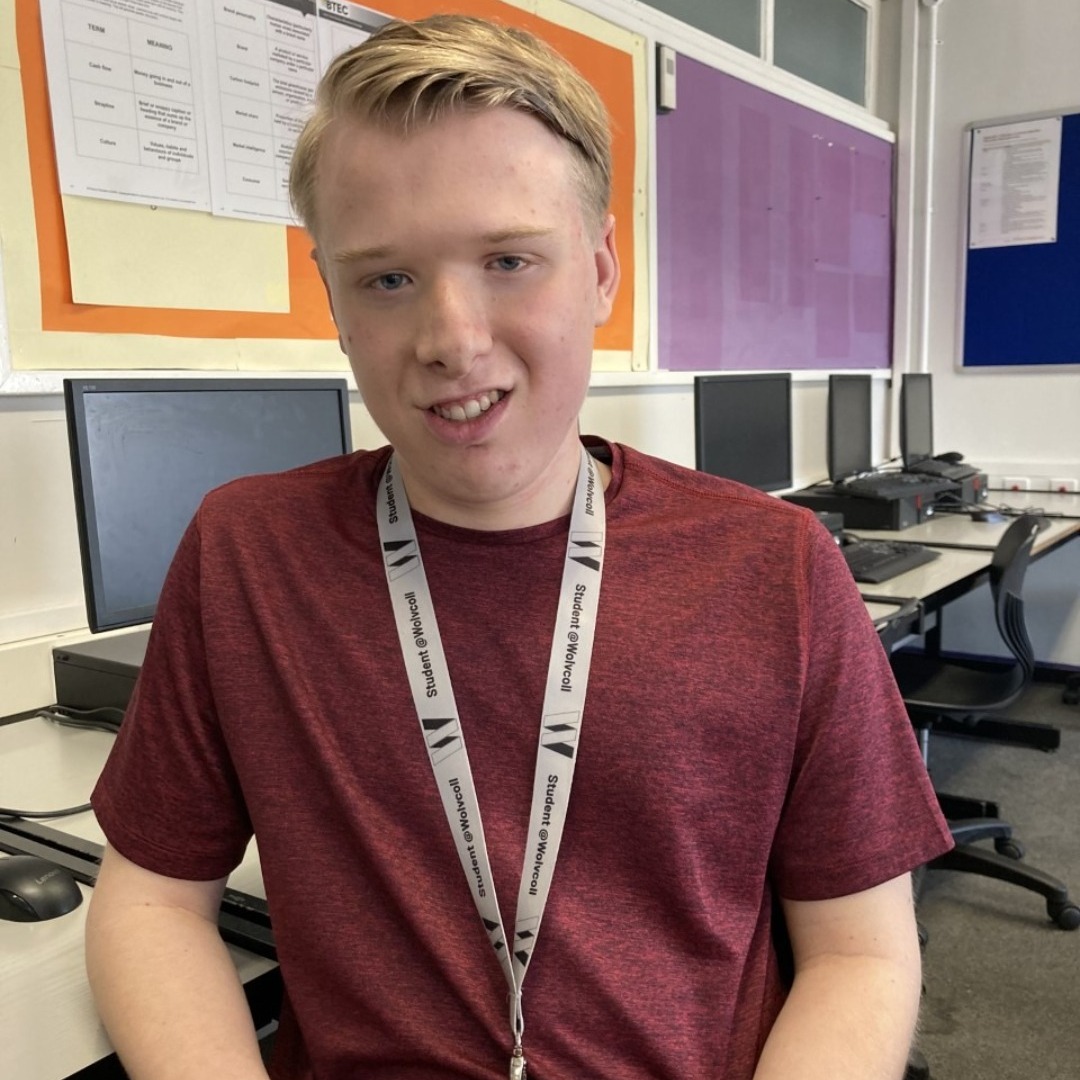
[924,611,943,658]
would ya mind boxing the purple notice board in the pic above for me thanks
[657,55,893,371]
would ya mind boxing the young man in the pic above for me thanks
[86,15,952,1080]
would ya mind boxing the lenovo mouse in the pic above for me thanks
[971,509,1007,524]
[0,855,84,922]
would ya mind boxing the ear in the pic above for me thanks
[313,247,348,356]
[592,214,621,328]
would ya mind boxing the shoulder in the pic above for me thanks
[608,441,818,541]
[599,440,851,609]
[196,446,389,529]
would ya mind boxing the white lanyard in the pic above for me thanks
[377,448,606,1079]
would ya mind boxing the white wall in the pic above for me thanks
[3,0,1080,704]
[918,0,1080,478]
[911,0,1080,663]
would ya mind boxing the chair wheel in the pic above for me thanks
[1047,899,1080,930]
[904,1048,931,1080]
[994,837,1024,859]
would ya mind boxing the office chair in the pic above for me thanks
[1064,673,1080,706]
[889,514,1080,930]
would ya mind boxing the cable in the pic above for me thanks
[994,502,1051,518]
[34,704,124,735]
[932,492,983,514]
[0,705,120,821]
[0,802,93,821]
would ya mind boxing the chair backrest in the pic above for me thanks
[989,514,1045,684]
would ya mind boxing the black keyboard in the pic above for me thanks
[841,538,940,583]
[835,472,960,501]
[906,457,979,481]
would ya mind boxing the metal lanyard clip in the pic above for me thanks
[509,1045,526,1079]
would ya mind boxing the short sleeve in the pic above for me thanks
[769,525,953,900]
[91,512,253,881]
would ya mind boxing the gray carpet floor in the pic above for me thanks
[913,681,1080,1080]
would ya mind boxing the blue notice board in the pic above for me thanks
[963,111,1080,369]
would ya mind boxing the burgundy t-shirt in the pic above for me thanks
[93,440,952,1079]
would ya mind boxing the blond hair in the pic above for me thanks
[289,14,612,237]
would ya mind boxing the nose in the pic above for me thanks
[414,275,493,374]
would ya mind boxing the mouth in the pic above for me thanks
[430,389,506,422]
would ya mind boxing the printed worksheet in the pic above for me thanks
[40,0,212,210]
[197,0,317,223]
[316,0,389,75]
[197,0,389,224]
[970,117,1063,249]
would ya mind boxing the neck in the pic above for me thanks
[394,448,611,532]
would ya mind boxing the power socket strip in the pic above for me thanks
[1049,478,1079,493]
[1001,476,1031,491]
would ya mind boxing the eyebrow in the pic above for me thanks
[329,245,394,267]
[328,227,557,267]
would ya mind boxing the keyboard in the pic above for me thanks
[835,472,960,501]
[841,538,940,584]
[906,457,979,481]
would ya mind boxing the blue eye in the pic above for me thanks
[493,256,526,271]
[372,272,410,291]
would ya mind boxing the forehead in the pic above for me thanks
[312,107,589,247]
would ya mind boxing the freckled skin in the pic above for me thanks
[313,107,620,530]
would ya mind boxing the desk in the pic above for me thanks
[986,489,1080,519]
[865,598,912,626]
[0,717,276,1080]
[858,546,994,604]
[849,513,1080,554]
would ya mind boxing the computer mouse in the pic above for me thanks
[937,451,965,464]
[971,508,1007,524]
[0,855,84,922]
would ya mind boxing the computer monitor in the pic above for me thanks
[64,377,353,633]
[694,373,793,492]
[827,374,873,482]
[900,373,934,467]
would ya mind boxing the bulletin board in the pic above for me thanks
[961,110,1080,370]
[1,0,645,374]
[656,52,894,371]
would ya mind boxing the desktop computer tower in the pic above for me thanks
[782,488,934,531]
[965,472,990,504]
[53,630,150,712]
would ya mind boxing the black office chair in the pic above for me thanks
[889,514,1080,930]
[1064,673,1080,706]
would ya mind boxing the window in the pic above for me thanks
[646,0,761,57]
[646,0,872,106]
[773,0,869,105]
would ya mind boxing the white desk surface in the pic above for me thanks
[849,511,1080,554]
[987,489,1080,518]
[864,599,908,624]
[856,546,992,601]
[0,717,273,1080]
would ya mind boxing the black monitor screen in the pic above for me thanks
[900,373,934,467]
[65,378,353,633]
[827,374,873,482]
[694,373,792,492]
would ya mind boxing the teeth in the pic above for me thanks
[434,389,504,422]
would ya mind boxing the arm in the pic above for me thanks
[753,873,922,1080]
[85,844,270,1080]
